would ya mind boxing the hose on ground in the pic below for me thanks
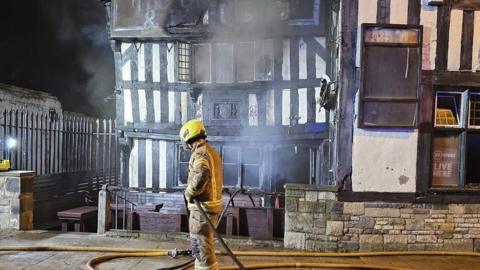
[2,246,480,270]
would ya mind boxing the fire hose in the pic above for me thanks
[1,192,480,269]
[1,246,480,270]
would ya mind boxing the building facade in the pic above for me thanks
[106,0,337,196]
[285,0,480,251]
[104,0,480,249]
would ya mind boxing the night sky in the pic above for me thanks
[0,1,115,118]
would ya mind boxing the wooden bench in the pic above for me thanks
[57,206,98,232]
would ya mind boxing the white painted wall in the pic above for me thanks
[351,93,417,193]
[447,9,463,71]
[472,11,480,71]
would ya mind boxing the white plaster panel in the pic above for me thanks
[123,89,133,123]
[181,92,188,123]
[168,91,175,123]
[129,139,139,188]
[152,44,161,82]
[159,141,167,188]
[121,43,132,81]
[153,90,161,122]
[390,0,408,24]
[420,2,438,70]
[167,43,176,82]
[282,39,291,80]
[356,0,378,67]
[299,39,307,80]
[298,88,308,124]
[447,9,463,71]
[248,94,258,126]
[472,11,480,71]
[138,44,145,82]
[266,89,275,126]
[145,139,152,189]
[138,89,147,122]
[314,37,327,78]
[352,131,418,192]
[282,89,290,126]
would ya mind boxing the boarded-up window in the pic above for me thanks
[237,42,255,82]
[215,44,234,83]
[254,40,274,81]
[194,44,211,83]
[359,25,422,128]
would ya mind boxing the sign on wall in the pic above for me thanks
[431,135,459,187]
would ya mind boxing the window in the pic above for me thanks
[359,25,422,128]
[215,44,234,83]
[175,145,261,189]
[431,90,480,188]
[194,44,211,83]
[254,40,274,81]
[222,146,261,188]
[271,145,318,192]
[288,0,320,25]
[177,145,191,186]
[236,42,255,82]
[178,42,191,82]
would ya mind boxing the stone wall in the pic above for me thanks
[0,171,34,230]
[284,184,480,252]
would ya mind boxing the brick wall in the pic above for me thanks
[0,171,34,230]
[284,184,480,252]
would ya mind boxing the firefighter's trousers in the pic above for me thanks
[189,210,219,270]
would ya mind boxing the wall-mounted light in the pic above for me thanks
[6,137,17,150]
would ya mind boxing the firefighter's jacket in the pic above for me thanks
[185,141,223,214]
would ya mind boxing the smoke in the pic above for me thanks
[0,0,114,118]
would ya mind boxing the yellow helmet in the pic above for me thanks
[179,119,207,142]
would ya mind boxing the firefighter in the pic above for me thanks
[179,119,223,270]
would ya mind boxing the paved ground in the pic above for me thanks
[1,230,480,270]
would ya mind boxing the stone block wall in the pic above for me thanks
[284,184,480,252]
[0,171,34,230]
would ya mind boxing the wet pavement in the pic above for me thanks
[0,230,480,270]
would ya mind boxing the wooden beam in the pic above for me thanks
[434,71,480,87]
[407,0,421,25]
[460,10,475,70]
[159,42,169,123]
[452,0,480,10]
[416,71,435,194]
[376,0,391,24]
[336,0,358,190]
[435,0,452,71]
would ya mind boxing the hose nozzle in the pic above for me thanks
[168,248,193,258]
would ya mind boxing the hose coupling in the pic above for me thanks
[168,248,193,258]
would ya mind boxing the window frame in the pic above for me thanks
[358,23,423,129]
[177,42,192,82]
[174,144,263,189]
[429,88,480,190]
